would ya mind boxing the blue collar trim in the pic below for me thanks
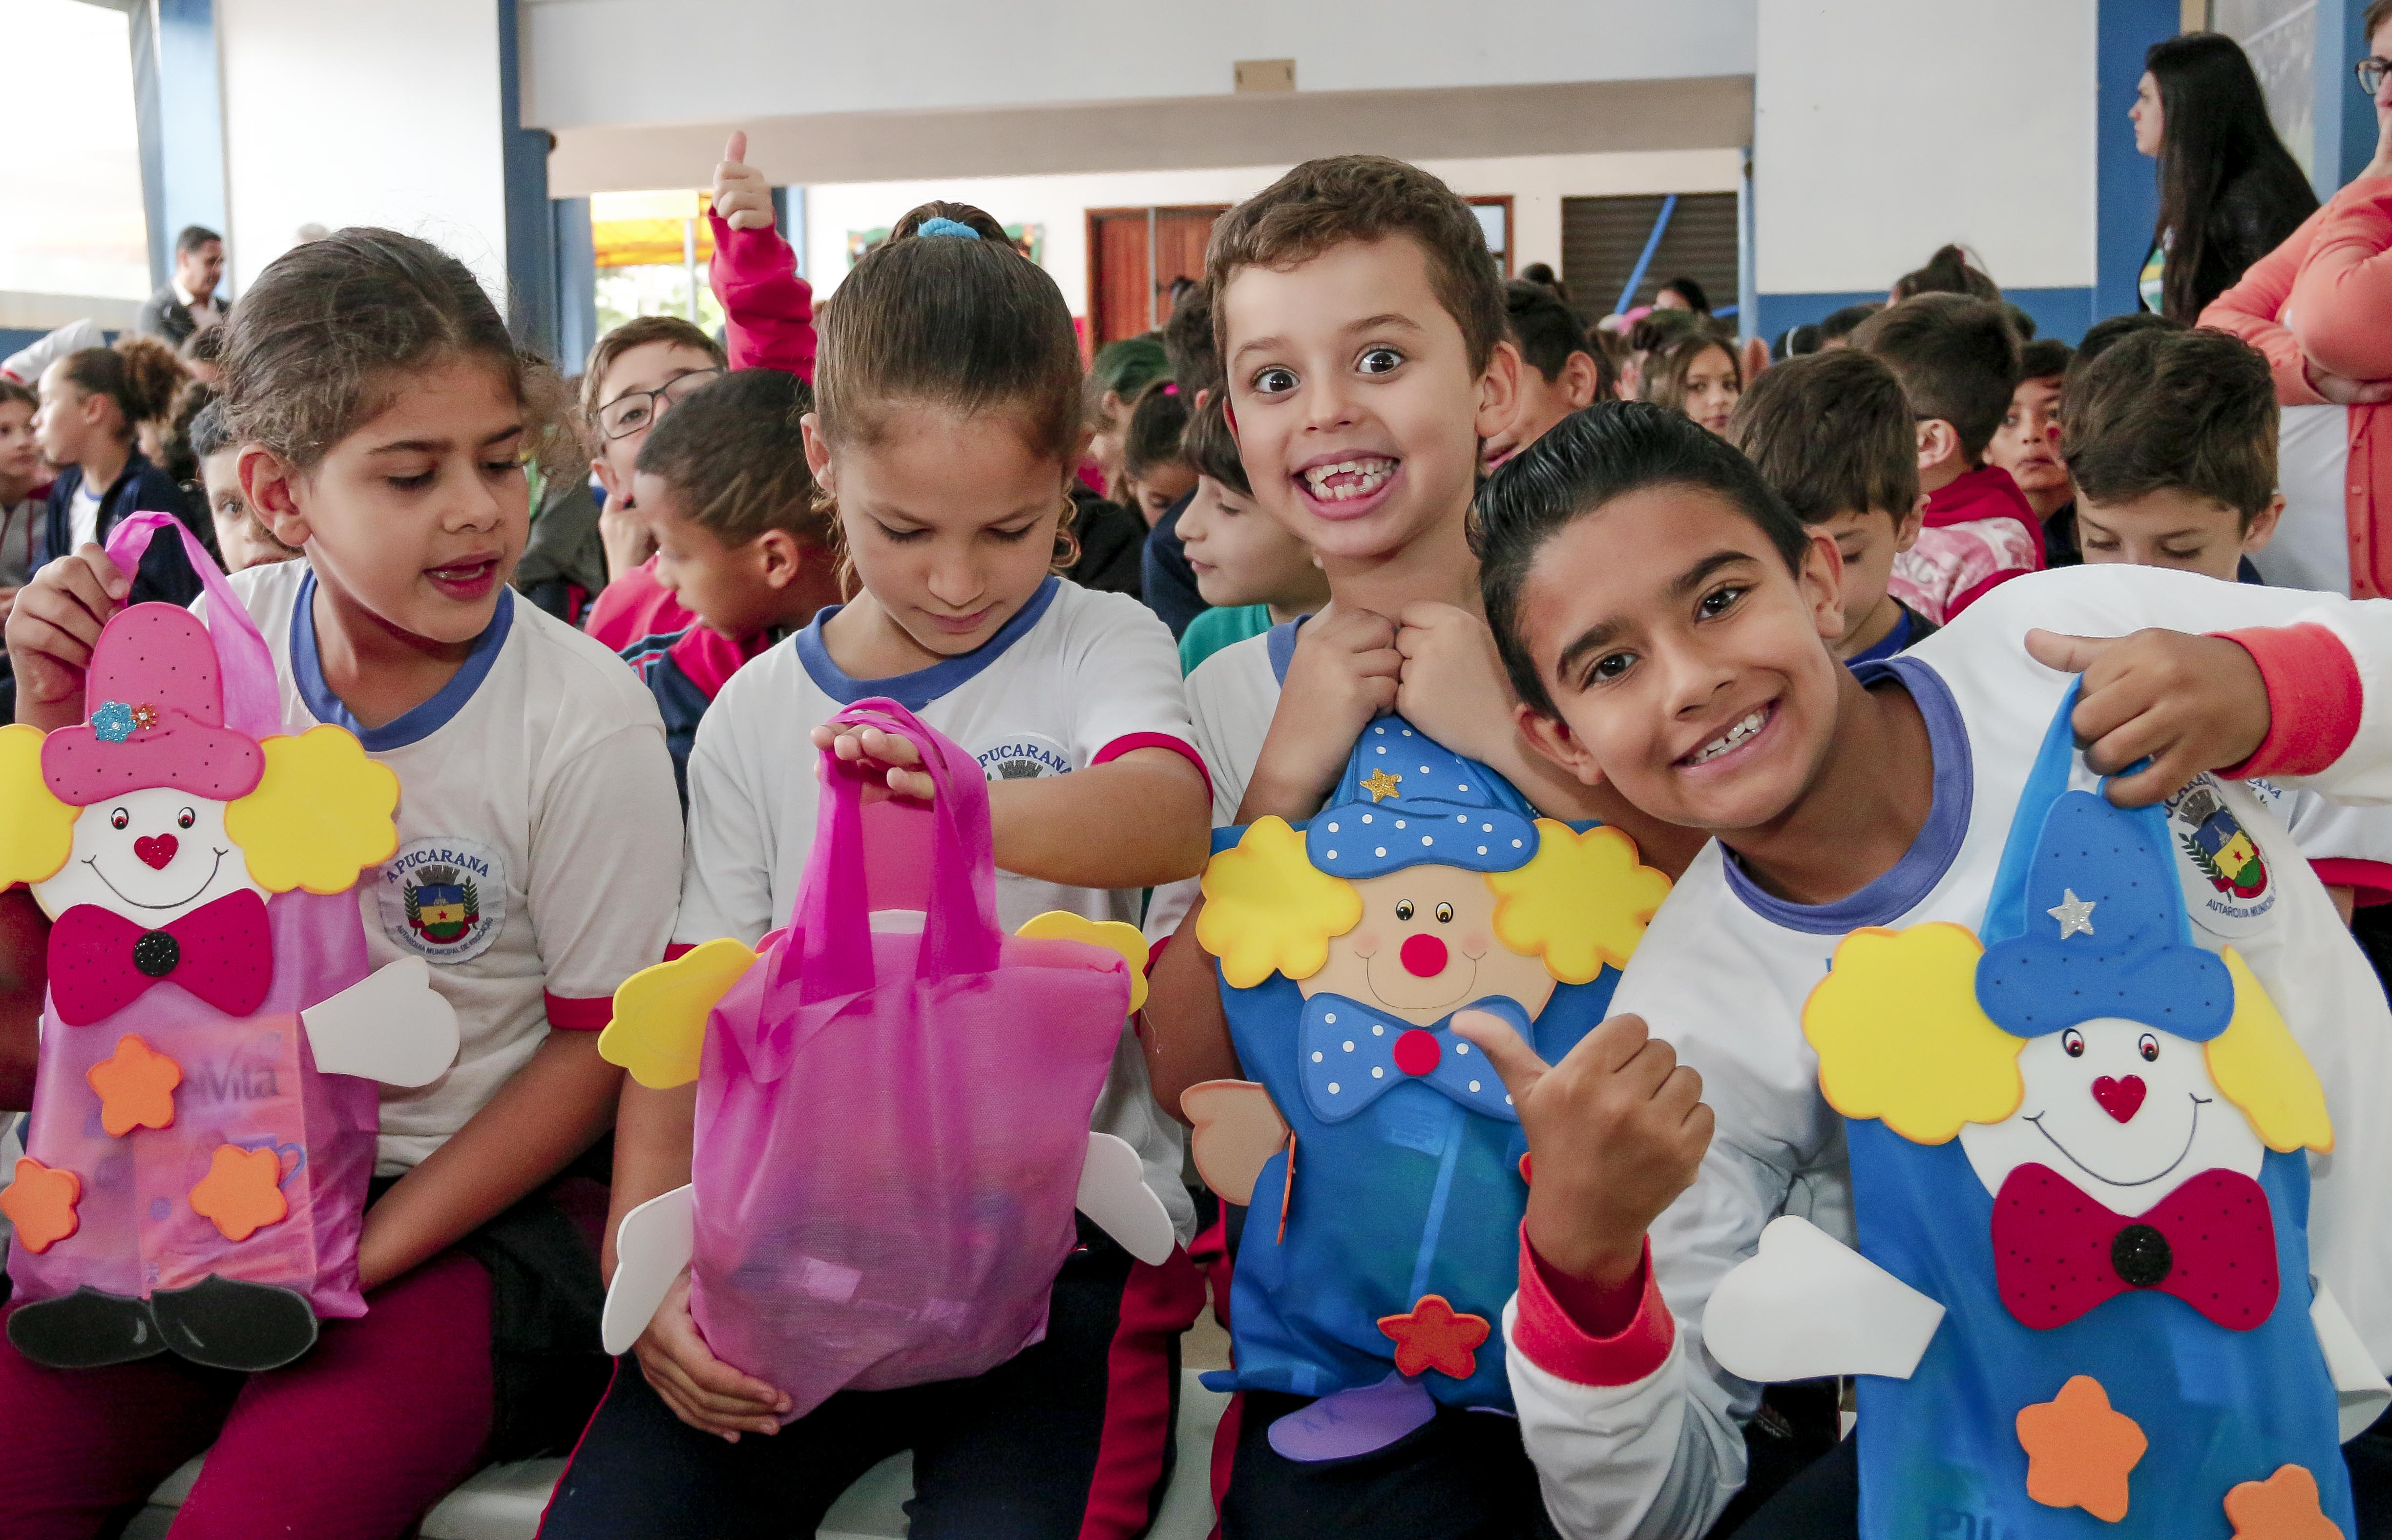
[795,575,1060,709]
[1266,615,1309,685]
[291,568,515,750]
[1721,655,1974,934]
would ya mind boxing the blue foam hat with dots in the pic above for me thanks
[1974,789,2233,1041]
[1305,717,1542,878]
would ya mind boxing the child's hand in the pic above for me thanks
[4,545,128,728]
[1241,605,1401,820]
[812,721,936,802]
[597,485,655,583]
[1453,1009,1712,1290]
[633,1269,791,1440]
[2303,360,2392,406]
[2025,627,2270,807]
[1394,602,1515,766]
[712,131,775,232]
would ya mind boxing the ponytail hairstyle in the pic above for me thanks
[1123,377,1192,483]
[2145,32,2319,322]
[61,342,186,445]
[1891,245,2002,305]
[220,227,559,474]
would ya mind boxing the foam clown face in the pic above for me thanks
[1303,871,1558,1026]
[33,788,266,927]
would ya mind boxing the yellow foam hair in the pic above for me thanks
[2206,947,2332,1154]
[224,727,400,895]
[1197,817,1363,988]
[1486,821,1672,985]
[600,938,758,1090]
[0,726,74,888]
[1016,911,1151,1014]
[1803,924,2024,1145]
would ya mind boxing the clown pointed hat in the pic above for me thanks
[1306,717,1539,877]
[41,604,265,807]
[1975,790,2232,1041]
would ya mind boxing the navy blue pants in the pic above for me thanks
[538,1228,1201,1540]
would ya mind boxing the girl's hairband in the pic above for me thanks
[917,217,982,241]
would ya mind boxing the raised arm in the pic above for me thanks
[709,131,817,382]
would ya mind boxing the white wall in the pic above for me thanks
[1,0,148,305]
[525,0,1755,130]
[800,149,1745,314]
[217,0,510,300]
[1754,0,2096,293]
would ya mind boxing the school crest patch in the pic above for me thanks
[972,733,1074,782]
[377,837,506,963]
[2164,776,2274,936]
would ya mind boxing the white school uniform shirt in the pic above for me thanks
[67,477,105,556]
[1504,564,2392,1540]
[221,560,683,1173]
[1146,624,1292,942]
[674,576,1205,1245]
[2258,403,2355,596]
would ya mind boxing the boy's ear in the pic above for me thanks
[1515,702,1606,788]
[1561,352,1604,410]
[591,455,621,504]
[1474,340,1525,438]
[1894,497,1925,554]
[1915,419,1962,474]
[238,443,310,549]
[755,528,803,590]
[800,412,834,494]
[1800,531,1846,640]
[2243,492,2286,555]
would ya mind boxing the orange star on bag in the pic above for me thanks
[85,1034,181,1137]
[1376,1293,1492,1380]
[189,1145,290,1242]
[2016,1375,2148,1522]
[0,1158,82,1253]
[2224,1464,2346,1539]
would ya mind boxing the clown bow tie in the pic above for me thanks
[1990,1163,2278,1332]
[49,892,275,1027]
[1299,993,1526,1125]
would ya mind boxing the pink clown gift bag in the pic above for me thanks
[597,699,1175,1421]
[0,513,458,1373]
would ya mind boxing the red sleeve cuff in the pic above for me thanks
[2310,857,2392,907]
[663,942,697,962]
[1093,732,1212,799]
[544,991,614,1031]
[1511,1228,1675,1388]
[2214,623,2363,779]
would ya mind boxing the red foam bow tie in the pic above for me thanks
[1991,1162,2277,1332]
[49,892,274,1026]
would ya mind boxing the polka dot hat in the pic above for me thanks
[1304,717,1541,878]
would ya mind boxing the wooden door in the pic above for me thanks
[1152,207,1224,322]
[1089,210,1154,348]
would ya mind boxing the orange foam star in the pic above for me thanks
[1377,1293,1492,1381]
[85,1034,181,1137]
[188,1144,289,1242]
[2224,1464,2346,1539]
[2016,1374,2148,1522]
[0,1157,81,1253]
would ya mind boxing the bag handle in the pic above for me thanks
[101,512,282,741]
[778,698,1003,1005]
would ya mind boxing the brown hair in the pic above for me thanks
[579,314,724,430]
[1891,245,2002,304]
[155,379,216,484]
[1124,379,1192,481]
[2017,337,2074,382]
[1505,279,1613,396]
[1205,155,1505,376]
[2368,0,2392,40]
[1854,293,2020,460]
[221,228,556,472]
[0,379,35,415]
[1161,283,1219,395]
[1637,331,1740,416]
[2061,327,2277,527]
[635,368,827,547]
[812,200,1082,465]
[1730,350,1919,527]
[62,343,184,443]
[1181,393,1250,496]
[180,326,227,370]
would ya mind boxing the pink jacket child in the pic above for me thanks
[0,552,457,1374]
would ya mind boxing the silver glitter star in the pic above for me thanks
[2047,890,2097,940]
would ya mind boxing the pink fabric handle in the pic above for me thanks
[102,512,282,741]
[780,698,1002,1007]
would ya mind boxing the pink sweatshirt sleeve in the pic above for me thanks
[2287,178,2392,384]
[2214,622,2365,780]
[709,210,817,383]
[2203,209,2329,407]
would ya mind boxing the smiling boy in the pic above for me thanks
[1455,402,2392,1538]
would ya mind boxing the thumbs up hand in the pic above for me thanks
[713,130,775,232]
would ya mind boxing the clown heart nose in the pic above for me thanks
[134,833,180,871]
[1400,934,1449,978]
[2091,1075,2147,1124]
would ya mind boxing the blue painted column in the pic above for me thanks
[2096,0,2179,322]
[126,0,229,291]
[2314,0,2384,197]
[499,0,558,357]
[553,198,597,374]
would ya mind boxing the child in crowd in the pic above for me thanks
[29,343,216,609]
[1653,275,1711,315]
[1617,308,1701,402]
[621,367,840,797]
[1085,336,1170,500]
[1461,401,2392,1538]
[1485,278,1613,471]
[540,200,1212,1540]
[115,334,194,476]
[1813,301,1882,351]
[1120,376,1196,525]
[1638,328,1741,437]
[179,324,227,387]
[0,227,682,1540]
[0,379,41,601]
[1174,393,1327,674]
[1142,154,1700,1540]
[1889,242,2001,304]
[1731,349,1931,665]
[1857,293,2042,623]
[187,395,300,571]
[2045,313,2188,567]
[1987,337,2073,562]
[1139,287,1222,638]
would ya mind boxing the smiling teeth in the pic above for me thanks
[1302,458,1396,501]
[1690,708,1767,765]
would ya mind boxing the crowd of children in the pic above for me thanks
[0,72,2389,1540]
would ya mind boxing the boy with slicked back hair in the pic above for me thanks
[1143,153,1701,1540]
[1486,279,1613,471]
[1856,294,2042,624]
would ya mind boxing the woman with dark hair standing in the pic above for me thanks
[2132,31,2318,321]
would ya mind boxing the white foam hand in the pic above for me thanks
[1077,1132,1175,1266]
[2310,1279,2392,1440]
[301,957,459,1087]
[1702,1215,1945,1383]
[605,1184,697,1355]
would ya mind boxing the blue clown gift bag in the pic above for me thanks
[1189,716,1669,1454]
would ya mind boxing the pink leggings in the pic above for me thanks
[0,1250,495,1540]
